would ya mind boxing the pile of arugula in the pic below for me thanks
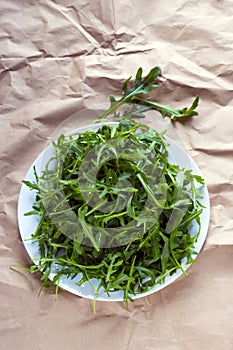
[22,66,204,311]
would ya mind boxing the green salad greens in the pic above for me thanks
[20,66,204,311]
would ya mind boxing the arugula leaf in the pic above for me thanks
[99,66,199,122]
[99,66,162,120]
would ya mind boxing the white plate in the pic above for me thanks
[18,122,210,301]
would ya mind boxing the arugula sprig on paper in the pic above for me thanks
[99,66,199,121]
[133,95,199,121]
